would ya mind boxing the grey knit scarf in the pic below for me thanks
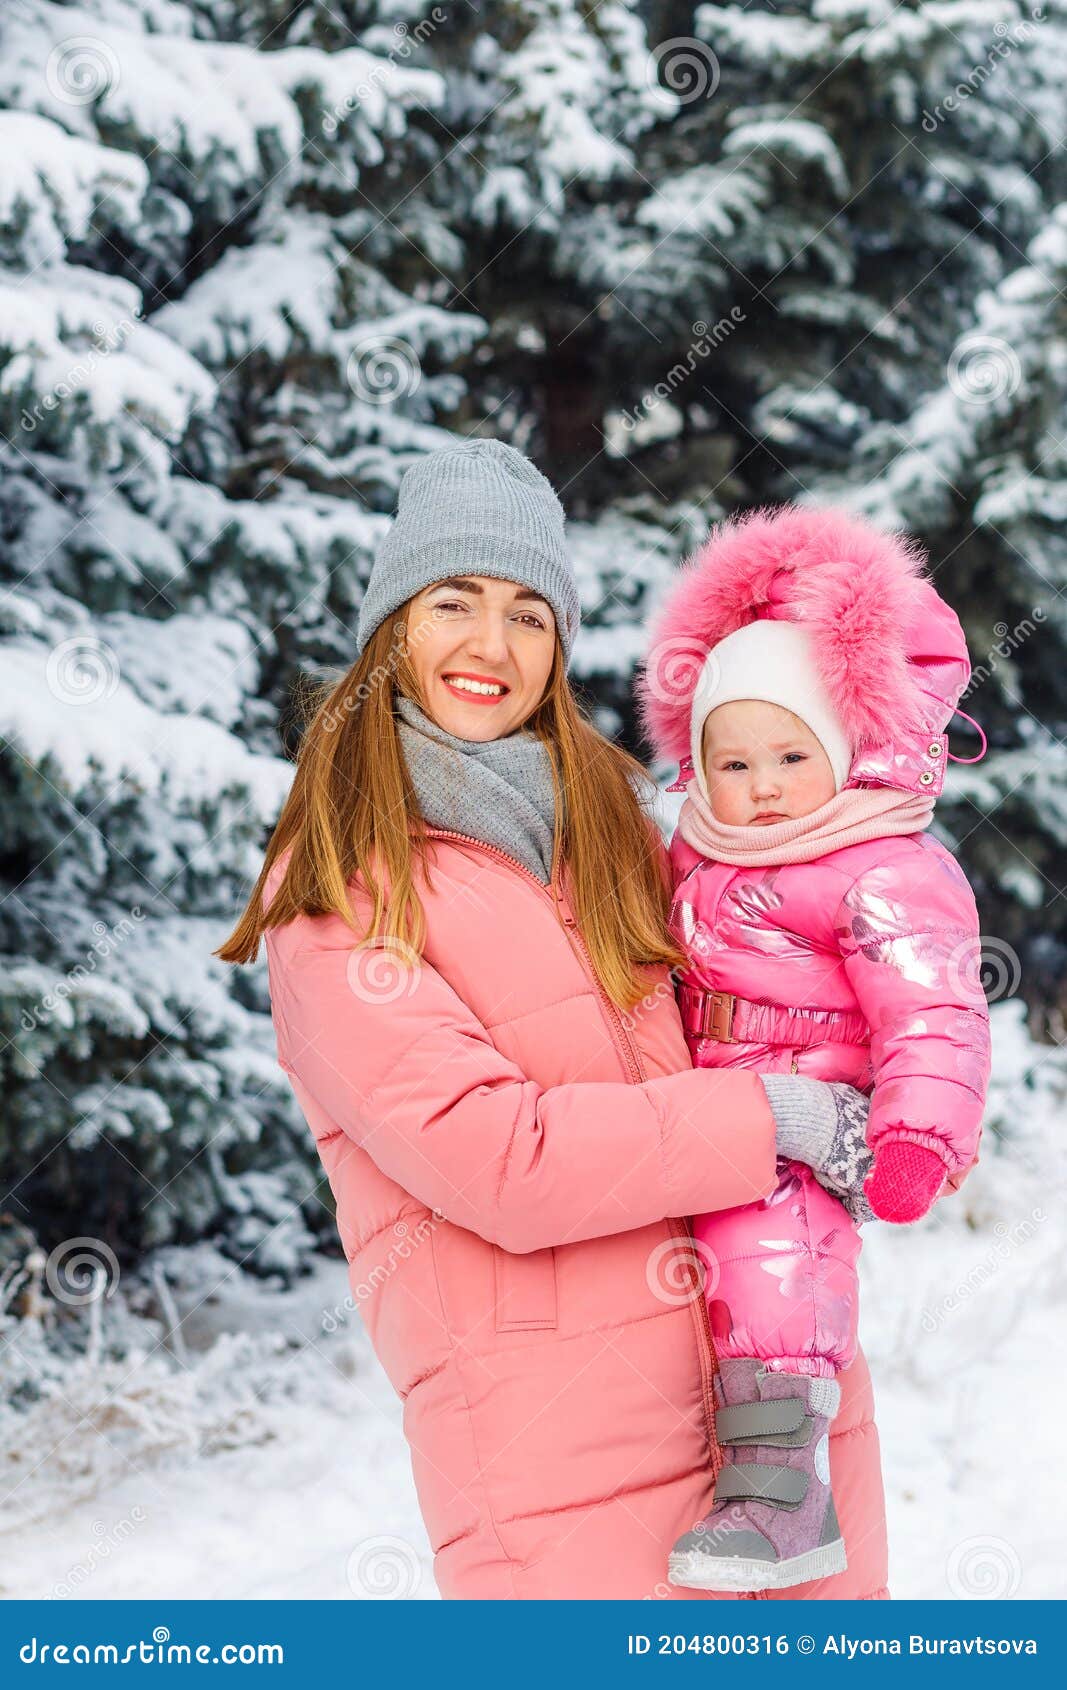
[395,693,559,882]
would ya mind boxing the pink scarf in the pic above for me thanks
[677,782,935,866]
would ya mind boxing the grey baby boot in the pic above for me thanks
[668,1357,847,1592]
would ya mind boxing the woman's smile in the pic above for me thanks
[440,670,512,704]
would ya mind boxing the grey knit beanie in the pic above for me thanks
[356,437,581,662]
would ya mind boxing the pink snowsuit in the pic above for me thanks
[670,828,991,1377]
[638,504,992,1384]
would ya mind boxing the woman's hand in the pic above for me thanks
[759,1074,876,1225]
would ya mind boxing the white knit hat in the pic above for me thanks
[690,619,854,801]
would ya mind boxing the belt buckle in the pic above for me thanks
[703,990,736,1042]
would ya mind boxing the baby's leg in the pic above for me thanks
[668,1160,862,1592]
[693,1155,861,1376]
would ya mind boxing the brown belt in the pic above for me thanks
[678,984,869,1048]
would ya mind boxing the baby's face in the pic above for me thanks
[702,699,837,826]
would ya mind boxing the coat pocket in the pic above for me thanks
[492,1243,558,1331]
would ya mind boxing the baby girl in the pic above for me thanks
[639,505,992,1593]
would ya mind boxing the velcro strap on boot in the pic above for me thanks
[713,1462,809,1508]
[716,1399,811,1447]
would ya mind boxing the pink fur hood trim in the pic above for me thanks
[639,505,973,780]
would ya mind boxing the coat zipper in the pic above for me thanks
[560,918,726,1497]
[423,825,728,1498]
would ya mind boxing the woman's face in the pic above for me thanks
[403,575,557,740]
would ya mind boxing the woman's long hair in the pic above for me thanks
[215,612,686,1008]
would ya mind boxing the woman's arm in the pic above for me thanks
[760,1075,876,1225]
[265,905,783,1254]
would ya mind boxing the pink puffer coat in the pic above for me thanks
[262,833,890,1599]
[640,503,992,1192]
[670,829,991,1182]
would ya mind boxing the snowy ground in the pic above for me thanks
[0,1254,437,1602]
[2,1003,1063,1602]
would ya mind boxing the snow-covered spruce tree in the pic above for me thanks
[0,0,698,1275]
[0,0,489,1275]
[2,0,1064,1292]
[351,0,707,732]
[411,0,1067,775]
[843,204,1067,1027]
[587,0,1065,1025]
[610,1,1061,458]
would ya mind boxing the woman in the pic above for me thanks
[218,438,890,1600]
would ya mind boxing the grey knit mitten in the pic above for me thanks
[760,1075,876,1226]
